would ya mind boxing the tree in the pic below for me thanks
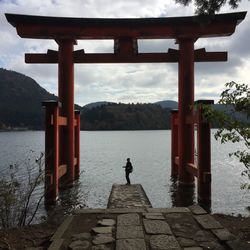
[0,152,44,228]
[204,82,250,189]
[175,0,241,14]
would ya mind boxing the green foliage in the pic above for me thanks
[175,0,241,14]
[0,152,44,228]
[81,103,171,130]
[204,82,250,189]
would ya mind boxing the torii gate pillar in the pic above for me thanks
[178,39,195,185]
[58,40,75,184]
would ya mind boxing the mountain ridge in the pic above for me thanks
[0,68,248,130]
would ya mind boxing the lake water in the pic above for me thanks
[0,130,249,216]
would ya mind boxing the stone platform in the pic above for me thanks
[47,184,250,250]
[107,184,152,209]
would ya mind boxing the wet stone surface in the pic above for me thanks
[117,213,140,226]
[143,219,172,235]
[116,225,144,239]
[116,239,147,250]
[150,235,181,250]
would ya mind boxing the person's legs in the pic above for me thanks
[125,171,131,184]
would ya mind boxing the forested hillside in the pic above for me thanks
[81,103,171,130]
[0,68,57,129]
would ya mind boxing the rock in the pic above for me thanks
[92,234,115,245]
[150,235,181,250]
[143,219,172,235]
[68,240,90,250]
[98,219,116,226]
[71,232,91,241]
[92,226,113,234]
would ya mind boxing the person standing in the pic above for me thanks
[123,158,133,185]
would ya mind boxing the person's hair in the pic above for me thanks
[127,158,130,161]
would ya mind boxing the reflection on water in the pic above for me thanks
[169,176,195,207]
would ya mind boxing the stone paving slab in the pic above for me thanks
[188,205,207,215]
[143,219,172,235]
[116,225,144,239]
[48,184,249,250]
[147,207,190,213]
[150,235,181,250]
[116,239,146,250]
[212,228,236,241]
[194,214,223,229]
[144,212,165,220]
[117,213,140,226]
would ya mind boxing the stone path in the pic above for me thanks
[47,184,250,250]
[47,206,250,250]
[107,184,152,209]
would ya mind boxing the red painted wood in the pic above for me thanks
[53,105,59,201]
[58,40,75,184]
[197,104,212,205]
[171,110,179,176]
[9,12,245,40]
[178,38,195,186]
[42,101,61,205]
[25,50,227,64]
[74,111,80,179]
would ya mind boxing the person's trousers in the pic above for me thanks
[125,171,131,184]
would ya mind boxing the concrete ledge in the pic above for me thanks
[74,208,106,214]
[147,207,190,213]
[51,216,73,241]
[47,239,64,250]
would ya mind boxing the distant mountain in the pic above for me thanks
[154,100,178,109]
[83,101,116,110]
[0,68,57,129]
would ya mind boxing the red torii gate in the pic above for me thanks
[6,12,246,205]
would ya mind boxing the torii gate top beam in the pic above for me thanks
[5,12,246,40]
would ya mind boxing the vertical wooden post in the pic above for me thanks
[43,101,61,205]
[196,100,214,206]
[58,39,75,184]
[171,109,179,176]
[74,110,80,179]
[178,38,195,186]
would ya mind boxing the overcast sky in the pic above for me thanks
[0,0,249,106]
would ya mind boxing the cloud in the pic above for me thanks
[1,0,249,105]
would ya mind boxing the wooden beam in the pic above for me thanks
[25,47,227,64]
[6,12,246,39]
